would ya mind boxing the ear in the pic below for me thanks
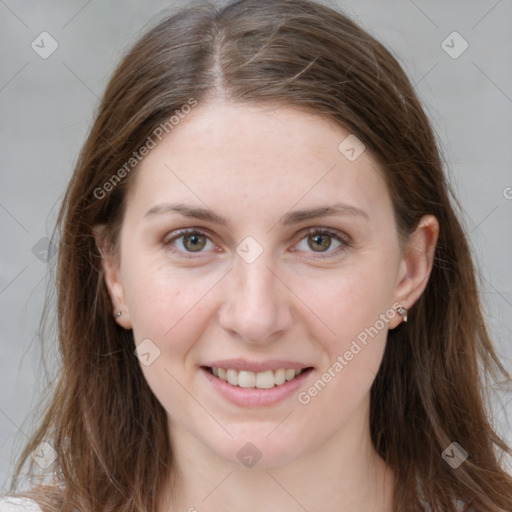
[92,224,132,330]
[389,214,439,329]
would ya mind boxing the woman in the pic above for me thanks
[2,0,511,510]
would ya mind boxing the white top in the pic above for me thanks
[0,497,42,512]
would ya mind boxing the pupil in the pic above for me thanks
[185,234,205,252]
[310,234,331,252]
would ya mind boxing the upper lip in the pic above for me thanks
[203,359,313,372]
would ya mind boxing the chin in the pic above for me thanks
[193,420,318,470]
[217,436,307,469]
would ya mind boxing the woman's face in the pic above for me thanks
[98,101,432,468]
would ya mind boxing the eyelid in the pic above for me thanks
[162,227,213,245]
[297,226,350,244]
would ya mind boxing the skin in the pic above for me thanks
[95,100,438,512]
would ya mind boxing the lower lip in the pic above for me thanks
[201,367,313,407]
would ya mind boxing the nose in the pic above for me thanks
[218,254,294,345]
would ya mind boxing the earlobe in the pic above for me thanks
[390,214,439,327]
[92,224,133,330]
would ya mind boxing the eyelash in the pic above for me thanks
[162,227,351,260]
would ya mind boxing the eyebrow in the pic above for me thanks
[143,201,370,227]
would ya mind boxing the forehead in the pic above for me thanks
[125,101,392,224]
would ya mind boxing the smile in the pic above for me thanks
[207,366,307,389]
[201,359,315,407]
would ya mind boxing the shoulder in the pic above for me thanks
[0,497,42,512]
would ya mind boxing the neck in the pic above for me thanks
[161,399,394,512]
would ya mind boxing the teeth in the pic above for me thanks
[285,368,296,381]
[274,368,286,385]
[238,370,256,388]
[226,369,238,386]
[210,366,305,389]
[255,370,275,389]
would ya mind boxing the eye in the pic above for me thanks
[293,228,350,258]
[163,229,216,258]
[163,227,350,260]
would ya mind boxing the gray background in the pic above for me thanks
[1,0,511,490]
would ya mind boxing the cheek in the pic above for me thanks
[123,261,219,353]
[303,261,395,342]
[124,266,217,414]
[295,256,396,399]
[296,268,391,426]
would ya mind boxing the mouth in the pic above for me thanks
[200,359,315,407]
[201,365,314,389]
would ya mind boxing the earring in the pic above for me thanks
[114,311,122,318]
[396,306,408,322]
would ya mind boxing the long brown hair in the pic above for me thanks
[7,1,512,510]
